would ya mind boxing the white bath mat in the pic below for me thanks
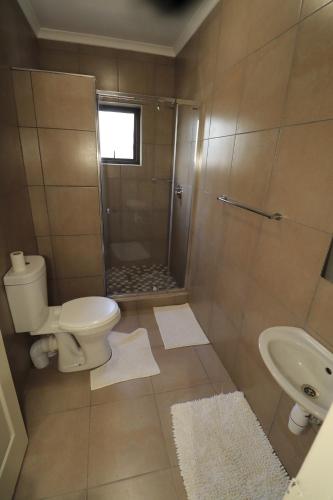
[90,328,160,390]
[172,391,289,500]
[153,303,209,349]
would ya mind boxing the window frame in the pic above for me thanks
[98,103,142,166]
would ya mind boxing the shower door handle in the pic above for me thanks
[106,208,110,215]
[174,184,184,199]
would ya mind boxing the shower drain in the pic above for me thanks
[302,384,318,399]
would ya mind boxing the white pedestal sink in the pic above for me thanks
[259,327,333,431]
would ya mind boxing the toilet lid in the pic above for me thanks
[59,297,119,331]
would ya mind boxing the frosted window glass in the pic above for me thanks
[99,110,135,160]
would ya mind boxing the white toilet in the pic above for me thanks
[4,255,121,372]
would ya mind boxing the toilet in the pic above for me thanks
[4,255,121,372]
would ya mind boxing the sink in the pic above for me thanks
[259,327,333,421]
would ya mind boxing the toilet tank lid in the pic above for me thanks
[4,256,46,286]
[59,297,119,331]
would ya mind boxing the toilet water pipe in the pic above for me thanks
[288,404,310,435]
[30,335,57,369]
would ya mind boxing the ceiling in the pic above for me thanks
[18,0,219,56]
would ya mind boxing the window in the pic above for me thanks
[98,104,141,165]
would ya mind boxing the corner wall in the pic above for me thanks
[0,0,39,400]
[176,0,333,476]
[13,69,104,304]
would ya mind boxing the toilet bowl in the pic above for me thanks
[4,255,121,372]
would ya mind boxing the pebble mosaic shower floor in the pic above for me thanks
[106,263,179,295]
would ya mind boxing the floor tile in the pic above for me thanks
[155,384,215,466]
[24,364,90,425]
[91,378,153,405]
[87,469,177,500]
[114,311,140,333]
[138,308,164,347]
[151,347,209,393]
[195,344,237,392]
[88,395,169,487]
[43,491,87,500]
[15,408,89,500]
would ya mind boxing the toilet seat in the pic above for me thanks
[59,296,119,333]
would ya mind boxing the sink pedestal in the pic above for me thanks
[288,404,310,435]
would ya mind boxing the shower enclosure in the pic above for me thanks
[97,91,198,297]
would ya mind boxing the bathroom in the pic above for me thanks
[1,0,333,498]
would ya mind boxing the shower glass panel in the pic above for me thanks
[98,93,197,297]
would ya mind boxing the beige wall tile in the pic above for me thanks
[121,211,152,241]
[230,129,279,208]
[28,186,50,236]
[307,278,333,349]
[151,211,169,240]
[232,340,283,433]
[268,393,317,476]
[39,128,98,186]
[52,234,103,278]
[19,127,43,185]
[37,236,56,280]
[209,308,240,379]
[119,58,154,95]
[121,180,153,212]
[154,144,173,179]
[266,122,333,233]
[237,29,296,133]
[252,219,331,321]
[32,71,96,130]
[284,3,333,124]
[247,0,301,53]
[142,104,156,144]
[204,135,234,196]
[154,63,175,97]
[212,262,251,331]
[39,49,80,73]
[217,0,251,73]
[155,105,174,145]
[79,53,118,90]
[12,70,36,127]
[301,0,332,17]
[153,182,170,210]
[46,187,100,235]
[241,279,301,355]
[57,276,105,303]
[197,5,222,99]
[210,61,245,138]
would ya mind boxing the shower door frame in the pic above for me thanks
[95,89,198,299]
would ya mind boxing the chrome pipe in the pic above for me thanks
[217,195,283,221]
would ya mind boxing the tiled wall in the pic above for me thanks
[0,0,39,399]
[13,69,104,305]
[176,0,333,476]
[38,41,176,271]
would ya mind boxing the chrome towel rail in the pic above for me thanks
[217,195,283,221]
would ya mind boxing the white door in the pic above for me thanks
[0,330,28,500]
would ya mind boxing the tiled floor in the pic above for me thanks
[15,308,236,500]
[106,264,179,295]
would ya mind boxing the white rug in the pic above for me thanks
[90,328,160,390]
[153,303,209,349]
[172,391,289,500]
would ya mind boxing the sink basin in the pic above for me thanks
[259,327,333,421]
